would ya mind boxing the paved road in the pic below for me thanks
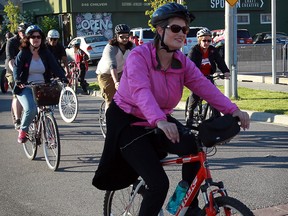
[0,85,288,215]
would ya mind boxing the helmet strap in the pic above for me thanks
[159,28,178,53]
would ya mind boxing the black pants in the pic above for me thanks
[79,63,87,91]
[119,121,200,216]
[187,76,219,119]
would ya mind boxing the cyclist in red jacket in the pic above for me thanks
[73,41,89,94]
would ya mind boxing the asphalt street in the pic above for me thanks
[0,63,287,215]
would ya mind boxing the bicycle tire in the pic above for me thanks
[1,69,9,93]
[99,101,106,138]
[42,112,60,171]
[203,103,221,120]
[184,96,189,121]
[59,86,78,123]
[200,196,254,216]
[103,186,143,216]
[23,120,38,160]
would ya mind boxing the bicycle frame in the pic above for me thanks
[160,151,227,216]
[28,106,51,145]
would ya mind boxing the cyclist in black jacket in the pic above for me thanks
[5,22,29,130]
[186,27,230,127]
[0,32,14,57]
[13,25,68,143]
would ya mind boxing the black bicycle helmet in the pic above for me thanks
[151,3,195,27]
[17,22,29,32]
[114,24,131,35]
[25,25,43,35]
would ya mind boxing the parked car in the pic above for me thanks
[65,35,108,64]
[183,26,205,55]
[252,32,288,44]
[130,27,155,45]
[211,28,253,58]
[212,28,253,45]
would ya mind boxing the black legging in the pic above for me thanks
[119,123,200,216]
[187,76,219,119]
[79,63,87,91]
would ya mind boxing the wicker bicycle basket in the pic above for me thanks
[31,83,62,106]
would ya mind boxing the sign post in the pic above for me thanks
[224,0,238,98]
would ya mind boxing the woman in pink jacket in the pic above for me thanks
[93,3,250,216]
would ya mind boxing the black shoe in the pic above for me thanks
[14,119,21,130]
[185,206,201,216]
[82,90,89,95]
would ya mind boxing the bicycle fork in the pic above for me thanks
[201,179,228,216]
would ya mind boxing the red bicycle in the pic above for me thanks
[103,122,254,216]
[67,61,80,93]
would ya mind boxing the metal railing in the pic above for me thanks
[237,43,286,75]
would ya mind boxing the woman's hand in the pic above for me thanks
[114,82,120,90]
[224,72,230,79]
[156,120,179,143]
[232,109,250,130]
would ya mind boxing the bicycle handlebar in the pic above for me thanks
[209,73,225,80]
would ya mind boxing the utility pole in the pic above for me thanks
[224,0,238,99]
[271,0,277,84]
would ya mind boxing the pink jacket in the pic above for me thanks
[114,42,238,127]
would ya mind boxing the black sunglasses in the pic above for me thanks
[119,35,129,40]
[30,35,42,39]
[166,25,190,34]
[50,38,58,41]
[202,39,212,43]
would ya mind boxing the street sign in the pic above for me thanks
[226,0,238,7]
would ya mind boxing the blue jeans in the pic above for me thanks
[16,87,37,132]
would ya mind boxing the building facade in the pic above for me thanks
[2,0,287,45]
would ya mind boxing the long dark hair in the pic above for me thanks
[20,30,46,49]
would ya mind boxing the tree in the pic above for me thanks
[38,16,60,38]
[3,0,21,33]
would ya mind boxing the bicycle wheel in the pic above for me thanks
[42,112,60,171]
[203,103,221,120]
[200,196,254,216]
[59,86,78,123]
[23,120,38,160]
[1,69,9,93]
[99,101,106,138]
[184,96,189,121]
[103,186,143,216]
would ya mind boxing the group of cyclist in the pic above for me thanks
[4,22,90,143]
[93,2,250,216]
[2,3,251,215]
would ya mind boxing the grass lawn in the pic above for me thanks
[88,82,288,115]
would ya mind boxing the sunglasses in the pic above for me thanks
[166,25,190,34]
[30,35,42,39]
[50,38,58,41]
[119,35,129,40]
[202,39,212,43]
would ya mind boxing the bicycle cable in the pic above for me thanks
[120,129,155,151]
